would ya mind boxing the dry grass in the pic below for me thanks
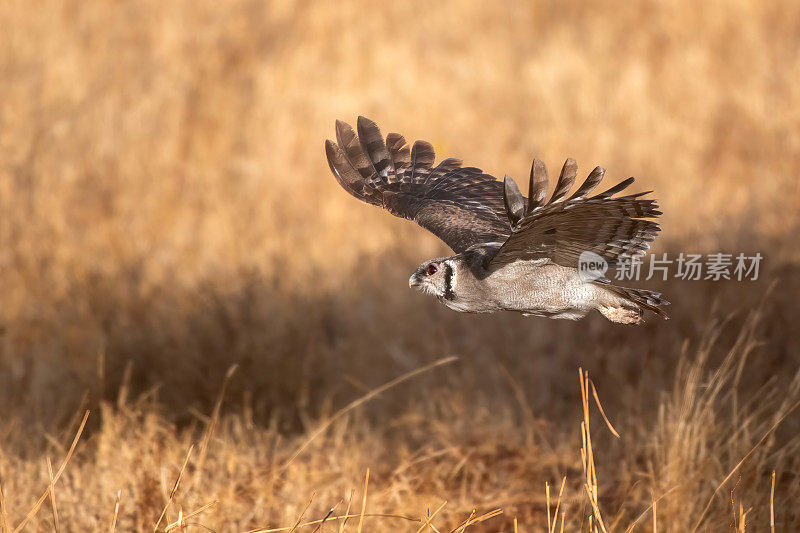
[1,0,800,530]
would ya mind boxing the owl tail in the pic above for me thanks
[606,285,670,320]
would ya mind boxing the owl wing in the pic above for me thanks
[325,117,511,253]
[488,158,661,270]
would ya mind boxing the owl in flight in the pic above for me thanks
[325,117,668,324]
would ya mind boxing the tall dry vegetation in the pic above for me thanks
[1,0,799,530]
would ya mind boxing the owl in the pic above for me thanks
[325,117,668,324]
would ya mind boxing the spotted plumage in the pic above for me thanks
[325,116,669,324]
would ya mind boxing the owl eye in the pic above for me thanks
[427,263,439,276]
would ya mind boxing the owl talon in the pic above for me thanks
[599,306,644,324]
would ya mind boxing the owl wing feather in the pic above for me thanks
[326,117,511,253]
[326,117,661,267]
[490,159,661,268]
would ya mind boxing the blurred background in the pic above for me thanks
[1,0,799,530]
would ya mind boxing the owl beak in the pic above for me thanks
[409,274,422,288]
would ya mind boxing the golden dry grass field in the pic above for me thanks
[1,0,800,531]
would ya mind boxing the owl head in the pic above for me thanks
[409,258,454,299]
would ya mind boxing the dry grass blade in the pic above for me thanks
[415,500,447,533]
[310,499,341,533]
[770,471,776,533]
[249,512,428,532]
[11,410,90,533]
[546,482,551,533]
[288,493,315,533]
[165,500,218,532]
[584,484,608,533]
[551,477,566,533]
[116,360,133,408]
[110,490,121,532]
[195,365,238,484]
[738,502,748,532]
[280,356,458,474]
[153,443,194,532]
[451,508,503,532]
[624,486,679,533]
[452,510,475,533]
[356,469,369,533]
[0,481,8,533]
[46,457,60,533]
[691,398,800,532]
[589,379,620,439]
[652,493,657,533]
[339,489,354,533]
[579,369,608,533]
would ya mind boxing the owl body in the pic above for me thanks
[410,255,644,323]
[327,116,669,324]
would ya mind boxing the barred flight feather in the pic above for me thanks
[326,118,511,253]
[326,117,663,272]
[491,160,661,268]
[356,116,395,183]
